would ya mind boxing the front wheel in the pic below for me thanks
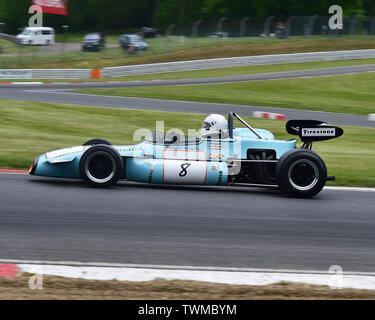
[79,145,122,187]
[276,149,327,198]
[83,138,111,146]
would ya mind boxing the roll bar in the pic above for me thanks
[228,112,234,139]
[228,112,266,140]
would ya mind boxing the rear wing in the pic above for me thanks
[286,120,344,143]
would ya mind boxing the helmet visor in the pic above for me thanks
[202,121,211,129]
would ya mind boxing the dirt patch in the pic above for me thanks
[1,275,375,300]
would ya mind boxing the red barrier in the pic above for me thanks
[91,69,102,79]
[0,264,19,277]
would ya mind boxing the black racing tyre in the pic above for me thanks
[83,138,112,146]
[79,145,122,187]
[276,149,327,198]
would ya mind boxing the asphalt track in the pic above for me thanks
[0,173,374,272]
[1,65,374,272]
[1,64,375,128]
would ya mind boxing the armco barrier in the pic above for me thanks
[31,69,92,79]
[1,49,375,79]
[0,69,92,79]
[0,33,19,44]
[102,49,375,78]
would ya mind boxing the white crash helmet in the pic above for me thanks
[201,114,229,138]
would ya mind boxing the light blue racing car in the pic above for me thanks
[29,112,343,197]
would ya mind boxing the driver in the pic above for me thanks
[201,114,229,139]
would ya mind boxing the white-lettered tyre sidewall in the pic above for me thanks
[276,149,327,197]
[79,145,122,187]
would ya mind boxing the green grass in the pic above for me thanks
[4,58,375,82]
[0,39,34,54]
[76,73,375,115]
[0,99,374,187]
[87,58,375,81]
[1,36,375,69]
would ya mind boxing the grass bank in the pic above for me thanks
[0,99,374,187]
[0,39,34,54]
[1,36,375,69]
[76,73,375,115]
[3,58,375,82]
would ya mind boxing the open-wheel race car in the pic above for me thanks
[29,112,343,197]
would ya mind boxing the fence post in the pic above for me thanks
[370,16,375,35]
[191,20,202,47]
[307,15,318,37]
[165,24,176,52]
[62,25,69,55]
[240,16,250,41]
[286,16,295,38]
[216,17,227,44]
[217,17,227,33]
[263,16,274,37]
[0,22,5,63]
[350,15,359,36]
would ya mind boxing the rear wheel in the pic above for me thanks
[79,145,122,187]
[276,149,327,198]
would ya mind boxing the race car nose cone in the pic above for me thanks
[29,156,40,175]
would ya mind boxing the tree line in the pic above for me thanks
[0,0,374,34]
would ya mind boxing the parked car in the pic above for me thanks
[208,32,237,38]
[139,27,160,38]
[29,112,343,197]
[119,34,148,51]
[16,27,55,45]
[82,33,105,52]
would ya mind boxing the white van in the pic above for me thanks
[16,27,55,45]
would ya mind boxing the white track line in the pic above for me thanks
[0,259,373,275]
[0,171,28,175]
[11,82,43,85]
[324,186,375,192]
[1,259,374,290]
